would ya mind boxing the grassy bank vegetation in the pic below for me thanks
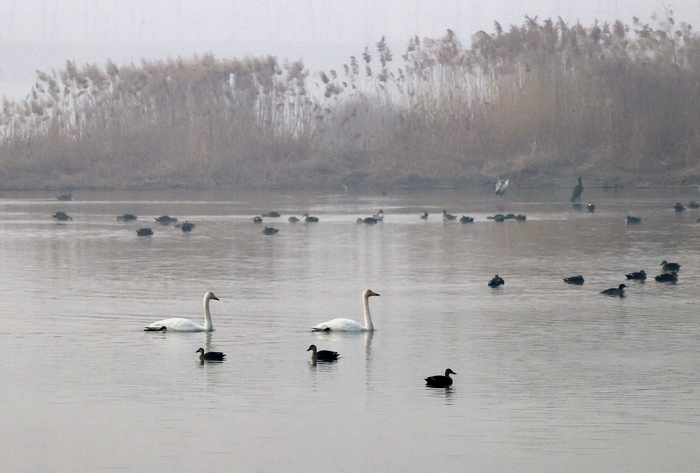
[2,14,700,190]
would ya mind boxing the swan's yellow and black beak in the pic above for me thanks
[368,290,380,297]
[210,294,219,301]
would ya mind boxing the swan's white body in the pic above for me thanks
[312,289,379,332]
[145,291,219,332]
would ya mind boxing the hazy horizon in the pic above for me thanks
[2,0,699,100]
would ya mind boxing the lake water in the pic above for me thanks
[1,187,699,472]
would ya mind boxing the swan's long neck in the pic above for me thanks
[363,295,374,331]
[203,296,214,331]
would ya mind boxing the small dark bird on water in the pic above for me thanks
[601,284,626,296]
[655,272,678,282]
[253,216,263,223]
[459,215,474,223]
[288,216,300,223]
[674,202,685,212]
[515,214,527,221]
[587,202,595,213]
[625,270,647,280]
[420,211,429,220]
[688,201,700,209]
[425,368,456,388]
[303,213,319,222]
[117,214,137,221]
[660,260,681,272]
[563,275,585,285]
[307,344,339,363]
[196,348,226,362]
[488,275,505,287]
[179,221,195,232]
[570,177,583,202]
[262,226,279,235]
[626,216,641,225]
[442,210,457,221]
[263,211,281,217]
[136,228,153,236]
[52,211,73,221]
[155,215,177,225]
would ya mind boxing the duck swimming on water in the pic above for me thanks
[196,348,226,362]
[563,275,585,285]
[442,210,457,221]
[601,284,626,296]
[625,270,646,280]
[660,260,680,272]
[307,344,339,363]
[425,369,456,388]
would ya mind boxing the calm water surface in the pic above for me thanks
[1,188,699,472]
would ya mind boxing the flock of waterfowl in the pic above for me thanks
[51,178,692,384]
[561,259,682,297]
[141,288,453,386]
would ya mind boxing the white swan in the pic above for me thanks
[144,291,219,332]
[312,289,380,332]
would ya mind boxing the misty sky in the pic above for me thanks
[1,0,699,99]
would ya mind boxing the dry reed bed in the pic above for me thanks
[1,14,699,190]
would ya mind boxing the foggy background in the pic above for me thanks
[1,0,699,100]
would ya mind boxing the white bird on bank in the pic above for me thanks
[312,289,380,332]
[495,179,509,195]
[144,291,219,332]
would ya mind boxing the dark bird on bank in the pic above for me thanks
[425,369,456,388]
[515,214,527,221]
[503,214,516,220]
[196,348,226,362]
[442,210,457,221]
[674,202,685,212]
[655,272,678,282]
[57,193,72,201]
[307,344,339,363]
[420,211,429,220]
[303,213,319,222]
[688,201,700,209]
[179,221,195,232]
[288,216,300,223]
[52,211,73,221]
[625,216,642,225]
[488,275,505,287]
[587,202,596,213]
[495,179,509,195]
[488,214,505,222]
[570,177,584,202]
[625,270,647,280]
[117,214,137,221]
[262,226,279,235]
[155,215,178,225]
[660,260,681,272]
[253,216,263,223]
[263,211,281,218]
[563,275,585,285]
[136,228,153,236]
[601,284,626,296]
[459,215,474,223]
